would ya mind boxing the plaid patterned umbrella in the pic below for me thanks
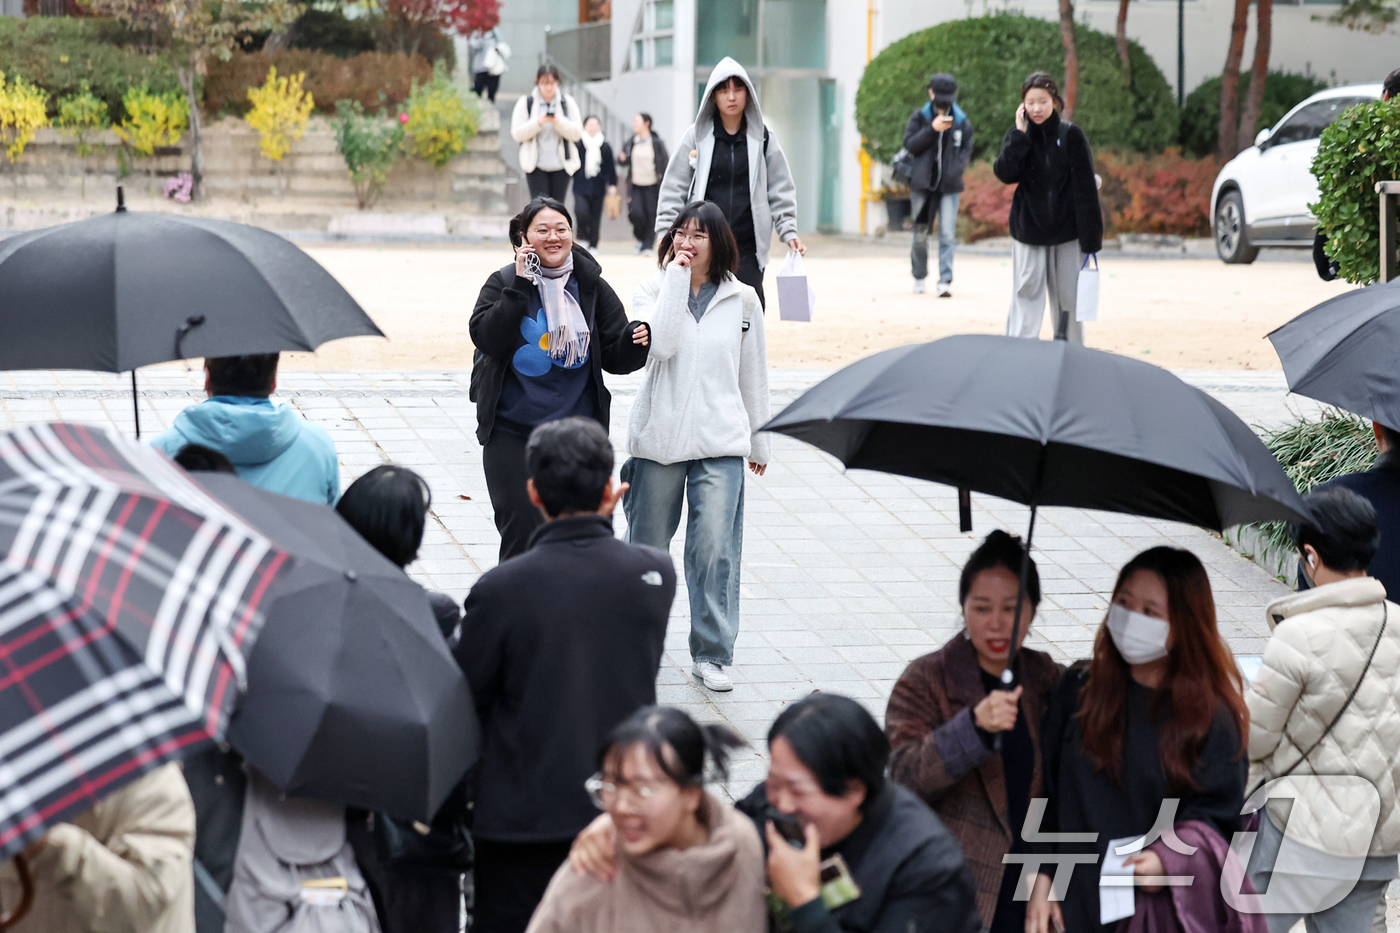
[0,422,286,859]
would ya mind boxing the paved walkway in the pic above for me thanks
[0,365,1311,791]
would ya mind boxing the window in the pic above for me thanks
[628,0,675,70]
[698,0,759,68]
[762,0,825,69]
[1269,97,1369,146]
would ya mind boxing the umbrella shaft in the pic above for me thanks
[131,372,140,440]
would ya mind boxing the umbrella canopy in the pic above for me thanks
[0,423,286,859]
[0,206,383,373]
[194,474,477,822]
[764,335,1307,530]
[1268,279,1400,428]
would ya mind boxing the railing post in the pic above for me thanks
[1379,181,1400,284]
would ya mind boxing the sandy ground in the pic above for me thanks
[277,236,1354,372]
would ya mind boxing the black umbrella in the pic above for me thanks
[0,189,383,435]
[1267,279,1400,428]
[764,335,1307,678]
[193,473,478,822]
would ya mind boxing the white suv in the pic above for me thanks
[1211,83,1382,263]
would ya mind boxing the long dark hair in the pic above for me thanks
[1077,547,1247,789]
[657,200,739,285]
[1021,71,1065,111]
[508,197,573,248]
[600,706,744,788]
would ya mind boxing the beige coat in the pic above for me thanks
[510,89,582,175]
[0,763,195,933]
[1247,577,1400,857]
[525,793,766,933]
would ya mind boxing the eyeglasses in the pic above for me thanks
[585,773,664,811]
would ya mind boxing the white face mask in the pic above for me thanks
[1106,602,1171,665]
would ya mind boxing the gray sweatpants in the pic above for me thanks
[1006,239,1083,343]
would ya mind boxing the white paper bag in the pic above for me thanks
[1076,253,1099,322]
[775,250,816,323]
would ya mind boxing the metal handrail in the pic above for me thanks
[540,45,630,165]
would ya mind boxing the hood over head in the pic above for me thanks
[171,396,304,467]
[695,57,765,146]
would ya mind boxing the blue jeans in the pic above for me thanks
[620,456,745,666]
[911,191,960,283]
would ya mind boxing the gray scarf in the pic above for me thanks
[530,252,590,367]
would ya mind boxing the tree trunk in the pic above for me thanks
[1116,0,1132,83]
[1238,0,1272,151]
[175,57,204,201]
[1217,0,1251,161]
[1059,0,1079,118]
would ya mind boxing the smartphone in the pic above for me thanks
[545,102,557,116]
[764,805,806,848]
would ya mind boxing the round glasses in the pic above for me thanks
[585,773,661,811]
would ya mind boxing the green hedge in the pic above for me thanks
[1179,70,1327,158]
[855,13,1178,164]
[0,17,180,123]
[1312,100,1400,284]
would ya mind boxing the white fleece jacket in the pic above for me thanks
[627,265,770,466]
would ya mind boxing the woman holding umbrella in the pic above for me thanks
[994,72,1102,344]
[1025,547,1248,933]
[885,530,1061,933]
[470,197,652,561]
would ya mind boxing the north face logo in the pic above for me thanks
[641,570,663,586]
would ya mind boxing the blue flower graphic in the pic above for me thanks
[513,310,587,376]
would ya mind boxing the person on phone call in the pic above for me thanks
[904,73,974,297]
[1026,548,1247,933]
[994,72,1102,343]
[512,65,584,202]
[523,707,765,933]
[622,201,769,694]
[885,531,1061,933]
[1244,487,1400,933]
[567,694,980,933]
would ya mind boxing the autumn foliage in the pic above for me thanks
[205,50,433,118]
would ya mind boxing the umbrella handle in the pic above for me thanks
[0,854,34,929]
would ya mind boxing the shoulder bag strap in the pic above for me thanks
[1249,602,1388,798]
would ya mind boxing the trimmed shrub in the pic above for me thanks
[958,161,1015,241]
[403,68,478,168]
[114,86,188,157]
[204,50,433,118]
[1312,99,1400,285]
[855,12,1177,164]
[0,16,180,124]
[245,66,315,161]
[56,83,110,156]
[333,99,405,209]
[1179,70,1327,158]
[0,70,50,162]
[287,9,378,58]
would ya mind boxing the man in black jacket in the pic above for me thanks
[455,416,676,933]
[1303,421,1400,598]
[905,73,974,297]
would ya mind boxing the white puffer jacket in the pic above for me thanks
[1246,576,1400,857]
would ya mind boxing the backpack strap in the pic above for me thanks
[525,95,532,117]
[763,126,769,155]
[742,292,754,332]
[1057,120,1070,146]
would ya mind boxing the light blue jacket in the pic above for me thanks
[151,396,340,505]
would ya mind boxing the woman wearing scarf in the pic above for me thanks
[573,116,617,251]
[470,197,651,560]
[623,201,768,693]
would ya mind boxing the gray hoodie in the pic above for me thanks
[654,58,799,270]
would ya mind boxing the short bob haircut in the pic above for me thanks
[535,63,562,83]
[1294,486,1380,573]
[336,465,432,568]
[526,416,613,517]
[768,693,888,809]
[174,444,236,475]
[1021,71,1065,111]
[657,201,740,286]
[509,197,573,249]
[958,529,1040,609]
[599,706,744,788]
[206,353,279,398]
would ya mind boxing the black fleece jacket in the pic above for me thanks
[992,111,1103,254]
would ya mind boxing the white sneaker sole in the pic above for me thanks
[693,668,734,692]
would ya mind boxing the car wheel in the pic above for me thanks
[1215,190,1259,264]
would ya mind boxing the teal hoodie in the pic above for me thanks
[151,396,340,505]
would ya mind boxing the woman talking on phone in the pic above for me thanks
[993,72,1102,343]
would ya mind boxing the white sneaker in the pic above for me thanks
[693,661,733,692]
[937,281,952,298]
[913,278,927,294]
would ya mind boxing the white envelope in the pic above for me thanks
[1099,835,1138,925]
[775,249,815,322]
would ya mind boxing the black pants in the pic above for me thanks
[737,251,766,308]
[472,839,571,933]
[629,183,660,248]
[575,192,605,247]
[527,170,570,203]
[472,71,500,102]
[482,430,545,562]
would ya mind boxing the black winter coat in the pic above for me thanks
[904,105,975,195]
[572,140,618,200]
[1311,450,1400,597]
[454,515,676,842]
[992,111,1103,254]
[736,783,981,933]
[619,132,669,184]
[468,245,649,445]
